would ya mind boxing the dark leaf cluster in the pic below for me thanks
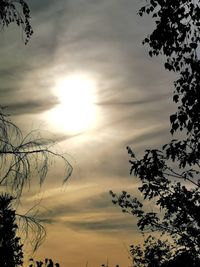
[139,0,200,138]
[130,236,173,267]
[0,194,23,267]
[0,0,33,43]
[130,236,200,267]
[29,258,60,267]
[111,0,200,265]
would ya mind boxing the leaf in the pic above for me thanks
[170,114,177,124]
[173,94,179,103]
[190,42,197,49]
[164,62,173,71]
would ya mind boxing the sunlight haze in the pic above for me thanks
[45,73,98,134]
[0,0,176,266]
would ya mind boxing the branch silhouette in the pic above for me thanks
[112,1,200,266]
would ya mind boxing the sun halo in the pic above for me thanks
[46,73,97,134]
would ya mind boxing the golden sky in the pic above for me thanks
[0,0,176,266]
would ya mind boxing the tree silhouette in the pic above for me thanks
[0,0,72,256]
[0,194,23,267]
[0,108,73,199]
[0,0,33,43]
[111,0,200,266]
[0,109,72,251]
[129,235,200,267]
[130,236,172,267]
[29,258,60,267]
[0,193,61,267]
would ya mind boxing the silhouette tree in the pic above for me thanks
[0,101,72,253]
[0,0,72,255]
[0,108,72,198]
[130,236,172,267]
[111,0,200,266]
[29,258,60,267]
[0,1,72,201]
[0,193,61,267]
[0,0,33,43]
[163,252,200,267]
[0,194,23,267]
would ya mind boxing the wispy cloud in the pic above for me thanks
[1,1,175,265]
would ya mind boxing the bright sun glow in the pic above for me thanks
[46,74,97,134]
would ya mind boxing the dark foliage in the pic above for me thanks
[0,1,71,251]
[130,235,200,267]
[130,236,172,267]
[0,0,66,264]
[0,194,60,267]
[0,107,72,252]
[0,106,72,252]
[139,0,200,139]
[29,258,60,267]
[111,0,200,266]
[0,194,23,267]
[163,251,200,267]
[0,0,33,43]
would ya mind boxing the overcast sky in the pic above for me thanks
[0,1,177,266]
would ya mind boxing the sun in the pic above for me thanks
[45,73,97,134]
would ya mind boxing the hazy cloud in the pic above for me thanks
[6,98,58,115]
[1,1,176,265]
[67,217,137,232]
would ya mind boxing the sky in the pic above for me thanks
[0,1,177,266]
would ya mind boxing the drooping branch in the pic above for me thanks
[16,210,46,252]
[0,108,73,198]
[0,0,33,43]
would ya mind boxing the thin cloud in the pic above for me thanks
[96,92,171,106]
[67,218,137,232]
[6,98,58,115]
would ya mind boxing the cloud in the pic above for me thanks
[38,191,115,219]
[67,217,137,232]
[34,188,141,235]
[2,0,175,201]
[5,98,58,115]
[0,1,178,263]
[0,0,175,136]
[96,92,171,106]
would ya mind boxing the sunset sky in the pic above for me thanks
[0,1,176,266]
